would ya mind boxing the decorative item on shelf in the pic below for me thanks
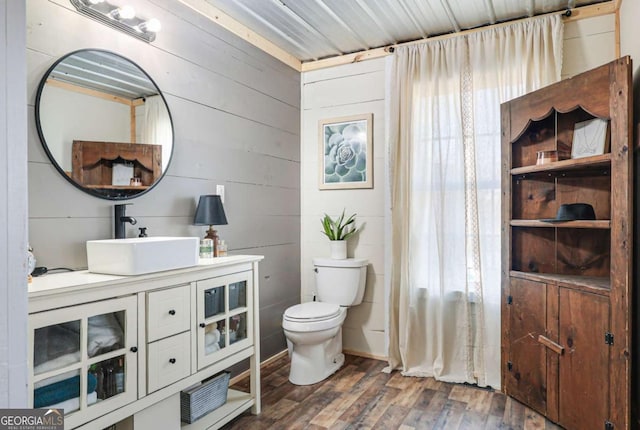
[571,118,610,159]
[319,113,373,190]
[129,177,142,187]
[194,195,228,258]
[112,162,134,186]
[217,240,228,257]
[199,238,214,259]
[539,203,596,223]
[535,150,558,165]
[69,0,162,43]
[321,210,361,259]
[180,371,231,424]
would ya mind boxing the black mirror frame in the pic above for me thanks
[35,48,175,201]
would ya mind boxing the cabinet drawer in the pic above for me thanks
[147,331,191,393]
[147,285,190,342]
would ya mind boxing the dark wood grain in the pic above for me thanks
[502,57,632,429]
[504,278,547,415]
[558,289,610,429]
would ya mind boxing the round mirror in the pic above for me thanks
[35,49,174,200]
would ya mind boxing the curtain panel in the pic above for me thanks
[386,15,563,389]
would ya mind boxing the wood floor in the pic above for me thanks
[223,354,562,430]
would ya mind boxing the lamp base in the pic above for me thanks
[204,227,219,257]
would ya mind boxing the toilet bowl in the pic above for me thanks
[282,258,367,385]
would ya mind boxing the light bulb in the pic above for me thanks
[110,5,135,20]
[138,18,161,33]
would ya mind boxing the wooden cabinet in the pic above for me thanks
[501,57,632,429]
[28,256,263,430]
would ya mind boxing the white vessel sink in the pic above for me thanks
[87,237,200,275]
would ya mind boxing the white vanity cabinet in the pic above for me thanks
[29,295,138,430]
[146,284,191,393]
[28,256,263,430]
[196,272,253,371]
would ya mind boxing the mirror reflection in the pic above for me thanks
[36,49,173,200]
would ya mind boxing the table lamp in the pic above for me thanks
[194,195,228,256]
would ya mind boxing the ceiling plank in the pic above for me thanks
[353,0,397,42]
[484,0,497,24]
[176,0,302,71]
[302,1,616,72]
[526,0,535,17]
[227,0,318,60]
[270,0,343,56]
[46,79,134,105]
[439,0,462,32]
[312,0,370,50]
[396,0,429,39]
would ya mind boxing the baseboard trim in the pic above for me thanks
[343,349,388,362]
[229,349,288,385]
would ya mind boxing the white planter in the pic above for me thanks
[329,240,347,259]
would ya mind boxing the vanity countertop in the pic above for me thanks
[28,255,263,311]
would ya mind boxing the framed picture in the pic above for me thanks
[571,118,609,159]
[318,113,373,190]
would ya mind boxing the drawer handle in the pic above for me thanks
[169,358,176,364]
[130,346,138,353]
[168,309,176,315]
[199,323,206,328]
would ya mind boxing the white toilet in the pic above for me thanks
[282,257,368,385]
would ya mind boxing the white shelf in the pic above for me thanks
[181,389,253,430]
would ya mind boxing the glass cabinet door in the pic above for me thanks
[29,295,137,429]
[196,272,253,370]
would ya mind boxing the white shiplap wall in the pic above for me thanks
[26,0,301,360]
[0,0,28,407]
[301,58,387,358]
[300,15,616,359]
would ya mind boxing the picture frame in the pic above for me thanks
[571,118,610,159]
[318,113,373,190]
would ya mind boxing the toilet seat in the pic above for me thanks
[283,302,346,332]
[284,302,341,321]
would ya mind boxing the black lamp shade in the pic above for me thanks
[194,195,228,226]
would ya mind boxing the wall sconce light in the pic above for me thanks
[70,0,161,43]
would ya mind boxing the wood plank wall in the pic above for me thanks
[0,0,28,407]
[301,58,387,358]
[25,0,301,360]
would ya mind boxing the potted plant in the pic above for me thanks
[321,210,360,259]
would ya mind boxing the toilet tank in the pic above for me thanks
[313,258,368,306]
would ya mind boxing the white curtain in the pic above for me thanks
[386,15,563,388]
[142,95,172,171]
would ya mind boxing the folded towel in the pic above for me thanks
[47,391,98,414]
[34,352,81,377]
[34,373,97,408]
[87,313,124,357]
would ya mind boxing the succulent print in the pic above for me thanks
[323,120,367,184]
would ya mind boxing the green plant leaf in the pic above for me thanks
[319,209,360,241]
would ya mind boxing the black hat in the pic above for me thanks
[540,203,596,223]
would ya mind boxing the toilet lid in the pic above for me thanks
[284,302,341,321]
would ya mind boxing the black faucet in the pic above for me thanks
[114,204,137,239]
